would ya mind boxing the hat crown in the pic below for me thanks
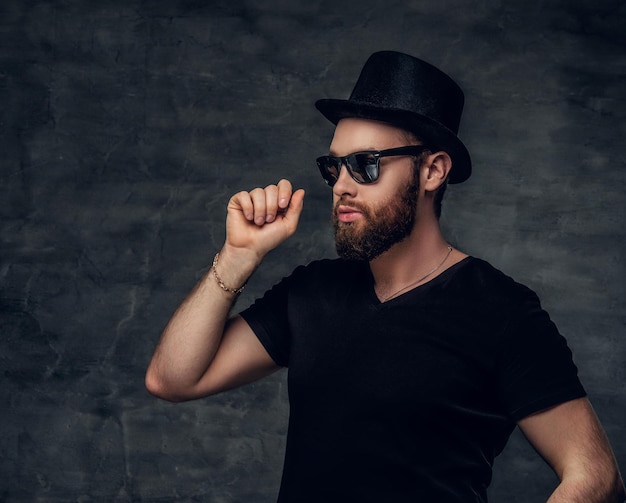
[349,51,464,134]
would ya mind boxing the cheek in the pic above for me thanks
[378,162,415,189]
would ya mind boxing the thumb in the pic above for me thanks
[285,188,305,224]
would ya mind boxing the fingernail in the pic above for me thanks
[266,214,275,222]
[255,217,265,225]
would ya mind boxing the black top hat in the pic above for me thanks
[315,51,471,184]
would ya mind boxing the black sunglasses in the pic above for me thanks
[316,146,431,187]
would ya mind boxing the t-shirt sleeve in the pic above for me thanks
[239,267,302,368]
[496,285,586,421]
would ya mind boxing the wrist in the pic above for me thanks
[211,244,260,293]
[212,252,246,295]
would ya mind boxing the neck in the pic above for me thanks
[369,218,462,301]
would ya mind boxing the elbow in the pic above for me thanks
[600,461,625,503]
[556,462,625,502]
[611,472,626,503]
[144,369,189,403]
[584,467,625,503]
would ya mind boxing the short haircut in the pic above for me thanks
[400,129,448,220]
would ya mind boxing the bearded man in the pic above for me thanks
[146,51,624,502]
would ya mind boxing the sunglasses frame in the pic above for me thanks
[316,145,431,187]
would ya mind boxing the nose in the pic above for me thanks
[332,160,357,198]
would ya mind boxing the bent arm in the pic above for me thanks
[144,258,279,401]
[145,180,304,402]
[518,397,625,503]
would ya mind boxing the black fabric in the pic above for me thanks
[240,257,586,503]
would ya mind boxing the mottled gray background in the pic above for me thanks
[1,0,624,501]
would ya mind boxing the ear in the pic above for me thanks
[423,151,452,192]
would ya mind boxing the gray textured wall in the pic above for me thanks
[1,0,624,501]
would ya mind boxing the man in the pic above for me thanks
[146,51,624,502]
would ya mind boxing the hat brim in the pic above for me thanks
[316,99,471,184]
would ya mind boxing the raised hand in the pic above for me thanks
[225,178,305,263]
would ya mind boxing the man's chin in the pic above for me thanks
[335,235,374,262]
[335,248,369,262]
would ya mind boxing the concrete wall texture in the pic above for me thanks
[1,0,624,501]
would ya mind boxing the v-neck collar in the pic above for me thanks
[364,256,475,307]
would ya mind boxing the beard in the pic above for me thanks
[333,173,419,261]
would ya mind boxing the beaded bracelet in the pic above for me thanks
[212,252,246,295]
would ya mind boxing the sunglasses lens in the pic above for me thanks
[349,153,378,183]
[316,153,379,186]
[317,157,340,186]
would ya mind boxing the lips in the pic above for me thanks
[336,204,364,223]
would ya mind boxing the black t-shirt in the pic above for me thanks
[240,257,586,503]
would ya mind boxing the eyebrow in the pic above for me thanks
[328,146,378,156]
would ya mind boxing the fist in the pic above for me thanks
[226,179,305,258]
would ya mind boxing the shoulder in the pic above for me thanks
[287,257,366,282]
[251,258,367,299]
[448,257,538,302]
[440,257,545,328]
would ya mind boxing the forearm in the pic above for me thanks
[547,471,625,503]
[519,398,625,503]
[145,246,258,401]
